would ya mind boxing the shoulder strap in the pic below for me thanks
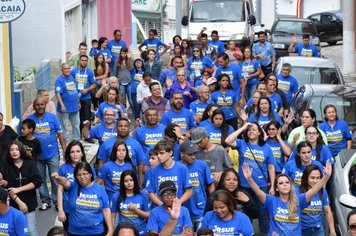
[246,142,269,183]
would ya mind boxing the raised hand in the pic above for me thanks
[168,197,181,220]
[242,163,252,180]
[324,160,332,177]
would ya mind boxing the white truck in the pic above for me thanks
[181,0,258,47]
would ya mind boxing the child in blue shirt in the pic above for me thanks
[89,39,99,57]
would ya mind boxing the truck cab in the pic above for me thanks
[182,0,257,47]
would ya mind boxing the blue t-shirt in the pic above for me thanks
[295,188,329,230]
[134,124,165,157]
[320,119,353,157]
[268,93,283,114]
[142,142,181,166]
[160,108,196,134]
[208,40,225,56]
[97,136,144,166]
[147,205,192,234]
[131,69,144,93]
[199,119,212,127]
[293,44,320,57]
[0,207,29,236]
[111,191,149,235]
[89,123,117,146]
[58,163,97,212]
[189,100,209,125]
[107,39,127,70]
[140,38,164,60]
[276,74,299,105]
[183,160,214,220]
[145,162,192,199]
[205,123,234,145]
[98,48,113,62]
[210,90,239,120]
[215,63,243,92]
[98,161,134,194]
[240,59,261,85]
[71,67,96,100]
[266,139,289,173]
[28,112,62,160]
[288,145,334,167]
[67,182,109,235]
[187,57,214,85]
[236,139,275,188]
[282,160,323,187]
[247,112,283,127]
[55,74,79,112]
[89,48,99,57]
[201,210,254,236]
[95,102,127,124]
[265,194,308,236]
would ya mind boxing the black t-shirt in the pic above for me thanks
[0,125,18,159]
[18,136,42,160]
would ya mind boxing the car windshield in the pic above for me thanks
[191,0,246,22]
[308,96,356,126]
[290,66,341,85]
[274,20,317,35]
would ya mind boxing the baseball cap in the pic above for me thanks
[159,180,177,195]
[180,140,199,155]
[0,187,8,203]
[206,77,217,86]
[191,127,208,144]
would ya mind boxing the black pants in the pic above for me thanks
[261,63,273,76]
[80,99,92,133]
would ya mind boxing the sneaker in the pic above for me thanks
[39,203,51,211]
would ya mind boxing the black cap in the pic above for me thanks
[159,180,177,195]
[0,187,8,203]
[180,140,199,155]
[302,33,310,39]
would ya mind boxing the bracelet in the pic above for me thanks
[13,196,18,201]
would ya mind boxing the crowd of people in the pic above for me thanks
[0,26,355,236]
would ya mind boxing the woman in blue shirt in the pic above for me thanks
[199,104,219,127]
[131,58,145,119]
[52,161,113,236]
[242,160,332,236]
[97,141,136,201]
[247,96,283,127]
[187,46,216,86]
[298,165,336,236]
[205,109,234,146]
[265,121,291,174]
[111,170,150,236]
[320,104,353,157]
[200,190,254,236]
[210,74,239,130]
[98,37,112,64]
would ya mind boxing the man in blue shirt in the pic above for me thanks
[252,31,276,75]
[288,33,320,57]
[276,63,299,106]
[209,30,225,57]
[28,96,66,211]
[107,29,128,71]
[55,63,80,143]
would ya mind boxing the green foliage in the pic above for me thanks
[13,66,37,82]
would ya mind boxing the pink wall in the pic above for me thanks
[97,0,132,46]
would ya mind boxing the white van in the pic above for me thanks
[181,0,257,46]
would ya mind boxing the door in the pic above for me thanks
[320,13,341,41]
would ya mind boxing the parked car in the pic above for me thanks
[265,17,320,58]
[308,11,343,45]
[289,84,356,137]
[274,56,345,85]
[330,149,356,236]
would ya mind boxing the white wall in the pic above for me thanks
[303,0,340,17]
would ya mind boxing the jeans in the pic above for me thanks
[37,156,59,206]
[58,111,80,143]
[80,99,92,132]
[301,227,324,236]
[131,93,141,119]
[243,186,269,234]
[27,211,39,236]
[119,83,134,111]
[246,83,257,101]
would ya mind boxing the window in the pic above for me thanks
[309,14,321,23]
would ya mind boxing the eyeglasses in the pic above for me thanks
[162,192,176,198]
[76,172,90,177]
[306,132,318,136]
[350,224,356,231]
[278,181,290,185]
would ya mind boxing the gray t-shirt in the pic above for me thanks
[195,145,233,173]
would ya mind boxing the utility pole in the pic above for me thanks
[343,0,355,74]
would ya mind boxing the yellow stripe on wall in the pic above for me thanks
[2,23,12,122]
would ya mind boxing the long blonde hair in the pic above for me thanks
[274,174,298,218]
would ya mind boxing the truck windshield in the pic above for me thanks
[190,0,246,22]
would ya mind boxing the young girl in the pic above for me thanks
[0,141,42,236]
[113,46,134,110]
[111,170,150,236]
[298,165,336,236]
[247,96,283,127]
[98,37,112,64]
[57,141,96,230]
[181,39,191,62]
[265,121,291,174]
[167,45,186,68]
[242,160,332,236]
[199,104,219,127]
[205,109,234,146]
[92,53,110,108]
[97,141,136,200]
[131,58,145,119]
[143,49,162,82]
